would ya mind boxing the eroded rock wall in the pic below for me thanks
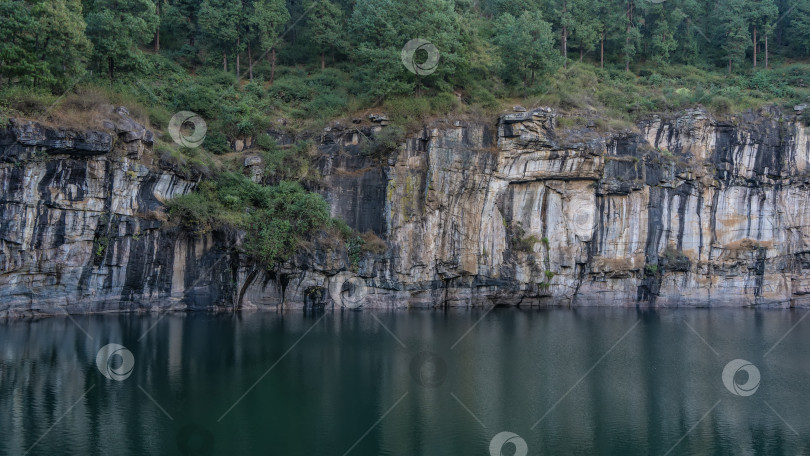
[3,106,810,316]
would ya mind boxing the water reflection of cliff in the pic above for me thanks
[0,309,807,455]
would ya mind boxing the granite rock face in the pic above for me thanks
[2,106,810,316]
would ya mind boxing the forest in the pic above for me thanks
[3,0,810,108]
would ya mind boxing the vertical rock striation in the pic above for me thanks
[2,106,810,316]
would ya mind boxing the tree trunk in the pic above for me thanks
[562,0,568,68]
[580,43,583,62]
[753,26,757,67]
[728,59,732,74]
[236,36,240,77]
[765,35,769,69]
[108,57,114,79]
[601,31,604,69]
[270,47,276,85]
[223,53,227,73]
[321,52,325,70]
[625,2,632,72]
[563,26,568,68]
[154,1,160,52]
[248,42,253,81]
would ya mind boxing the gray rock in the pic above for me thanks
[3,104,810,316]
[244,155,262,167]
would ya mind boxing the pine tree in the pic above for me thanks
[788,0,810,56]
[0,0,91,88]
[493,11,561,87]
[0,2,42,86]
[85,0,158,78]
[244,0,289,83]
[569,0,601,63]
[749,0,778,67]
[621,0,643,71]
[32,0,92,87]
[349,0,466,97]
[199,0,242,72]
[717,0,750,73]
[306,0,345,70]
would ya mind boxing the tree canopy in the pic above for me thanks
[3,0,810,99]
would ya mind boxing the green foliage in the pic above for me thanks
[168,173,334,269]
[493,11,561,87]
[2,0,810,153]
[362,124,407,158]
[346,236,365,272]
[203,131,231,155]
[306,0,346,68]
[0,0,91,89]
[245,181,331,266]
[258,139,315,182]
[85,0,158,78]
[349,0,467,98]
[511,223,540,253]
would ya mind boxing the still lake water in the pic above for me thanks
[1,308,809,455]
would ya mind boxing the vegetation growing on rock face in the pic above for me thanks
[167,172,339,269]
[3,0,810,271]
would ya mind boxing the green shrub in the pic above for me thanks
[362,125,406,158]
[203,131,230,155]
[245,181,332,266]
[304,92,348,118]
[428,92,459,114]
[255,133,278,151]
[168,172,335,269]
[347,236,365,271]
[468,86,498,109]
[167,191,220,234]
[384,97,431,121]
[268,76,313,103]
[261,140,313,181]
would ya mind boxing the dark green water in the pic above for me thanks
[1,308,809,455]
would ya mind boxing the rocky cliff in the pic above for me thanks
[2,105,810,317]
